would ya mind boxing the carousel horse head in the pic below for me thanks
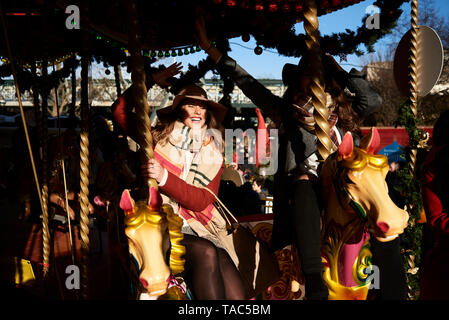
[320,127,409,300]
[120,186,186,299]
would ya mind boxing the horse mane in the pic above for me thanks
[124,202,166,227]
[320,147,389,233]
[124,201,186,278]
[339,147,388,171]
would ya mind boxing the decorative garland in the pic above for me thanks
[252,0,408,57]
[90,29,206,67]
[395,100,430,300]
[0,54,76,70]
[0,55,80,95]
[0,0,408,97]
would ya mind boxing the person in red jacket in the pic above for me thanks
[420,110,449,300]
[112,68,245,300]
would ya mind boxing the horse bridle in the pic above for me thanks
[331,154,368,223]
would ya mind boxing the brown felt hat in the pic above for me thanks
[157,84,227,124]
[282,53,341,86]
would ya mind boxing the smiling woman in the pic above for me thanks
[112,78,246,299]
[181,98,208,129]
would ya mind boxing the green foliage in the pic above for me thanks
[256,0,407,58]
[395,100,427,300]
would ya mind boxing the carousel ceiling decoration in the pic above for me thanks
[0,0,407,92]
[0,0,407,62]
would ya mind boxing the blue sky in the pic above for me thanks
[137,0,449,80]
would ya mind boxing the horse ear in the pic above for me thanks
[120,189,135,212]
[148,186,163,210]
[359,127,380,154]
[338,132,354,159]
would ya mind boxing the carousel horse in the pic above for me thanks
[320,128,409,300]
[119,186,187,300]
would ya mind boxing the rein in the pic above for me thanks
[331,154,368,223]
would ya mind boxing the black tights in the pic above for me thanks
[291,180,323,275]
[369,236,407,300]
[291,180,328,299]
[181,234,245,300]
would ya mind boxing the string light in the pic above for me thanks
[90,29,205,60]
[254,0,264,11]
[268,1,278,12]
[0,53,77,69]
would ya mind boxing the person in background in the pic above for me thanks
[252,177,266,195]
[235,179,263,216]
[420,110,449,300]
[219,166,243,215]
[385,160,406,210]
[195,15,382,299]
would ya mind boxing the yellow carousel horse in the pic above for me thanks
[119,186,187,300]
[320,128,409,300]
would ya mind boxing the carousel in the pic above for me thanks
[0,0,443,301]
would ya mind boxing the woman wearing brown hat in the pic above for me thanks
[112,66,245,300]
[195,17,383,300]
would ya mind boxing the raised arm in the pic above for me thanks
[323,54,382,118]
[195,16,285,124]
[345,68,382,118]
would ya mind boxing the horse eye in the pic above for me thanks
[344,175,353,184]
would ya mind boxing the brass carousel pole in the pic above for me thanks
[303,0,332,160]
[406,0,419,300]
[40,57,51,278]
[408,0,419,175]
[31,63,41,160]
[123,0,157,198]
[0,4,45,220]
[122,2,186,299]
[114,64,122,97]
[79,0,91,299]
[70,65,77,121]
[38,2,51,278]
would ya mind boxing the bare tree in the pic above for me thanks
[383,0,449,61]
[359,0,449,127]
[48,80,72,117]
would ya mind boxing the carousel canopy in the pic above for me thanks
[0,0,406,66]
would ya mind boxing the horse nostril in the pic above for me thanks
[377,222,390,233]
[140,278,149,288]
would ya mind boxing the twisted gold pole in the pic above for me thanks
[41,58,51,277]
[123,0,186,286]
[406,0,419,301]
[79,0,91,299]
[124,0,158,196]
[303,0,332,160]
[408,0,419,175]
[0,2,48,275]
